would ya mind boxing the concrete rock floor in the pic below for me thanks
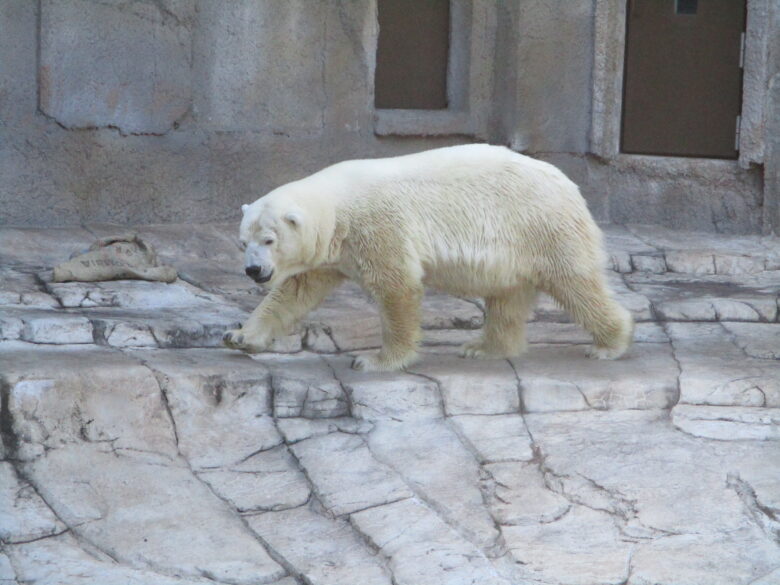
[0,223,779,585]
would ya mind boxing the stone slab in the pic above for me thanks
[0,267,58,308]
[629,529,780,585]
[132,348,281,469]
[601,223,660,273]
[6,532,220,585]
[0,462,65,544]
[350,498,511,585]
[524,410,780,543]
[20,313,94,344]
[253,353,349,418]
[24,446,286,584]
[248,507,392,585]
[276,417,375,444]
[410,354,520,415]
[483,461,570,526]
[722,322,780,359]
[0,345,178,461]
[198,445,311,513]
[450,414,534,463]
[668,323,780,407]
[627,223,779,275]
[512,342,679,412]
[366,420,500,549]
[328,356,443,421]
[501,505,631,585]
[626,272,780,322]
[672,405,780,441]
[290,432,411,516]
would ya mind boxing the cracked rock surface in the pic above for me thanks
[1,223,779,584]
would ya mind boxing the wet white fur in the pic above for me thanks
[224,144,634,371]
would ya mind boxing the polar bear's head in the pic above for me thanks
[239,192,316,286]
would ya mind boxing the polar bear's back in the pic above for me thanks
[302,145,604,295]
[314,144,584,215]
[331,143,597,242]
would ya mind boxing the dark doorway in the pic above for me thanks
[374,0,450,110]
[621,0,746,158]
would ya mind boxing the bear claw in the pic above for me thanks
[351,354,377,371]
[460,340,523,360]
[222,329,245,349]
[586,345,627,360]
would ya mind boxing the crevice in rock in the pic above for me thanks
[267,379,334,514]
[124,357,302,584]
[0,544,20,583]
[320,357,353,416]
[5,462,121,566]
[345,513,402,585]
[622,226,665,255]
[747,565,780,585]
[719,321,755,360]
[616,546,635,585]
[138,363,180,447]
[361,425,504,558]
[661,322,683,409]
[3,527,70,546]
[402,370,447,418]
[727,473,780,544]
[345,495,414,517]
[0,379,20,460]
[505,358,526,414]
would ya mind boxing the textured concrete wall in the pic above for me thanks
[763,0,780,234]
[0,0,778,233]
[0,0,464,227]
[507,0,594,154]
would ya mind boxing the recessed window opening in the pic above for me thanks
[374,0,450,110]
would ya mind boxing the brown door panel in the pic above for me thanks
[621,0,745,158]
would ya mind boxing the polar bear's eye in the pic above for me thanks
[238,240,247,251]
[263,238,275,246]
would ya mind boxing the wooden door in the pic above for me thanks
[621,0,746,158]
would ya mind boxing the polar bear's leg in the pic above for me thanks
[546,272,633,359]
[224,268,345,353]
[352,285,423,371]
[461,280,537,359]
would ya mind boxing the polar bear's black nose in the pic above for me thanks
[246,266,272,283]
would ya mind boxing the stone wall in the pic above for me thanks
[0,0,778,234]
[0,0,465,227]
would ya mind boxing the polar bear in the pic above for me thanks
[223,144,633,371]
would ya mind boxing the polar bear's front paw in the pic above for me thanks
[222,329,245,348]
[351,351,417,372]
[222,328,270,354]
[586,345,627,360]
[460,339,525,360]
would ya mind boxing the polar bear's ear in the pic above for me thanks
[284,212,302,228]
[241,204,249,214]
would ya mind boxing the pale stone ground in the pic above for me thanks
[1,223,779,585]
